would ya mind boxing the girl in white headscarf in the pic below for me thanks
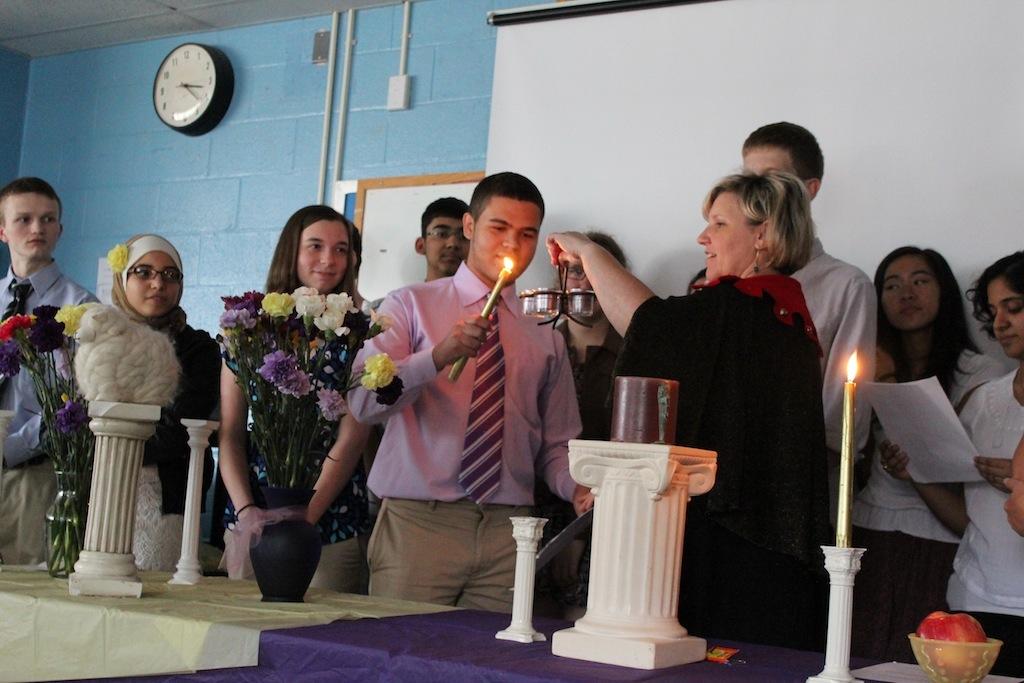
[106,234,220,571]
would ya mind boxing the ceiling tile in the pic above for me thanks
[0,0,168,39]
[3,12,214,58]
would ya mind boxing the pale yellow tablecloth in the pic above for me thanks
[0,569,453,682]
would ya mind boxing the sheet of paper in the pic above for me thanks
[860,377,981,483]
[851,662,1022,683]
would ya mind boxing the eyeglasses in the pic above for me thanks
[127,265,184,283]
[425,226,468,242]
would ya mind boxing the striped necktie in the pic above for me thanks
[459,312,505,503]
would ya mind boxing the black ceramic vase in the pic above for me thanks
[249,487,322,603]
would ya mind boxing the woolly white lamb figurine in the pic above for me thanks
[75,305,180,406]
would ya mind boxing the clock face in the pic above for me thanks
[153,43,234,136]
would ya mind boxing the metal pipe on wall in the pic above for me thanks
[398,0,411,76]
[316,11,341,204]
[331,9,357,189]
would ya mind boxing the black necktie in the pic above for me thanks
[3,281,32,321]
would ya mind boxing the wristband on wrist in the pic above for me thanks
[235,503,256,519]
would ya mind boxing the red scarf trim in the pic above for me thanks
[698,275,822,355]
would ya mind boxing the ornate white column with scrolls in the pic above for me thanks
[68,401,161,598]
[496,516,548,643]
[552,439,717,670]
[807,546,866,683]
[169,419,219,586]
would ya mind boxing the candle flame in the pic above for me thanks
[846,351,858,382]
[502,257,514,273]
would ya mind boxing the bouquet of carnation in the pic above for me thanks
[218,288,402,490]
[0,303,97,576]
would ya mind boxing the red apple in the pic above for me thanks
[916,611,987,642]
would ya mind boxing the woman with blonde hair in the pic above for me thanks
[107,233,220,571]
[547,171,829,650]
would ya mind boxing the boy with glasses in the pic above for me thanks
[415,197,470,282]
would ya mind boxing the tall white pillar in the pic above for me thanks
[496,516,547,643]
[69,401,161,598]
[169,419,219,586]
[552,439,717,670]
[807,546,866,683]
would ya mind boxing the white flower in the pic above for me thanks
[313,310,350,338]
[370,308,394,332]
[293,287,326,318]
[325,292,356,316]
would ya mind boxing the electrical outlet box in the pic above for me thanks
[387,74,411,111]
[312,30,331,64]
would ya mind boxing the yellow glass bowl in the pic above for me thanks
[908,634,1003,683]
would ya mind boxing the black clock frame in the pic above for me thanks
[153,43,235,137]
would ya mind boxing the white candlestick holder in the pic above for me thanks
[168,419,218,586]
[807,545,866,683]
[496,516,548,643]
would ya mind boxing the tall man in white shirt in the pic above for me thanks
[0,177,97,565]
[743,123,876,526]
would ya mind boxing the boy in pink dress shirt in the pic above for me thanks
[349,172,591,611]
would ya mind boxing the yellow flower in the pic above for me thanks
[360,353,396,390]
[56,304,90,336]
[106,244,129,273]
[261,292,295,318]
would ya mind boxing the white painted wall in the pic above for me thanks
[487,0,1022,359]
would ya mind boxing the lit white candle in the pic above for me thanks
[836,352,857,548]
[449,257,514,382]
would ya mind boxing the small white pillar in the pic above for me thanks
[807,546,866,683]
[69,401,161,598]
[168,419,219,586]
[496,516,548,643]
[552,439,717,670]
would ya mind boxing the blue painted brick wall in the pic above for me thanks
[0,47,29,275]
[16,0,511,334]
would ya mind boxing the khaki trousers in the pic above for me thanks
[367,498,530,613]
[0,459,56,566]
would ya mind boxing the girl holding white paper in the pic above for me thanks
[851,247,1002,662]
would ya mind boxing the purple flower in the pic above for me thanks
[221,291,265,315]
[55,399,89,434]
[219,308,256,330]
[317,389,347,421]
[374,376,404,406]
[258,350,311,397]
[0,341,21,377]
[344,310,370,340]
[32,305,59,321]
[28,317,64,352]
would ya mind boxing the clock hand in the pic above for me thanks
[176,83,204,101]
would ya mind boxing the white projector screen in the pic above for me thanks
[487,0,1023,359]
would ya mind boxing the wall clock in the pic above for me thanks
[153,43,234,136]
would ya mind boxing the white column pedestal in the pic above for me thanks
[496,516,547,643]
[807,545,866,683]
[69,401,161,598]
[169,419,218,586]
[552,439,717,670]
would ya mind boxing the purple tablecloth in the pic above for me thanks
[88,610,882,683]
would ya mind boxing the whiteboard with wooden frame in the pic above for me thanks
[350,171,482,303]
